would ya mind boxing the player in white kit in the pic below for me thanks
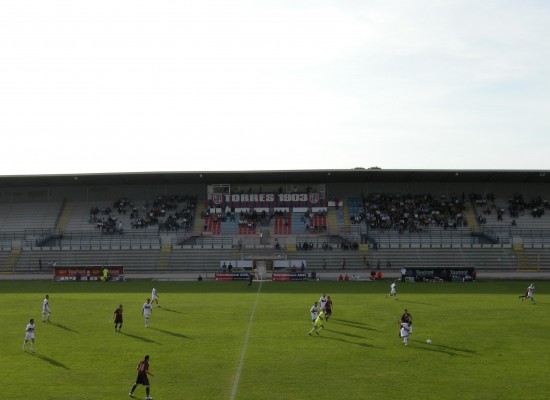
[142,299,153,327]
[310,302,319,327]
[519,283,535,304]
[151,288,159,307]
[400,322,410,346]
[23,318,35,351]
[386,281,398,300]
[319,294,328,312]
[42,294,51,322]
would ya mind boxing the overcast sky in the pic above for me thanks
[1,0,549,176]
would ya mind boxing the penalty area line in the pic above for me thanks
[230,281,262,400]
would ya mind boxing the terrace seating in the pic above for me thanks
[472,193,550,248]
[368,227,474,248]
[203,214,222,235]
[364,193,466,232]
[368,247,517,270]
[274,214,292,235]
[0,202,61,233]
[4,190,550,277]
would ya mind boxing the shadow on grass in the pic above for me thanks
[50,322,78,333]
[399,300,434,306]
[427,342,476,354]
[409,340,474,356]
[120,332,161,344]
[525,302,546,307]
[149,327,190,339]
[29,351,70,370]
[330,319,382,332]
[317,332,378,349]
[323,328,367,340]
[160,307,183,314]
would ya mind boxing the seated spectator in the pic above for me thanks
[377,271,383,279]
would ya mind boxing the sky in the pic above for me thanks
[1,0,549,176]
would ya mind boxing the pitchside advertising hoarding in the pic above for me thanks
[214,272,309,281]
[272,273,309,281]
[53,266,124,281]
[408,267,475,281]
[215,273,249,281]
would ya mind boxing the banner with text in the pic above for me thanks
[214,273,250,281]
[209,192,326,210]
[53,266,124,281]
[272,273,309,281]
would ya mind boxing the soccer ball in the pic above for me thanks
[426,339,432,344]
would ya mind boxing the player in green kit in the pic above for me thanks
[308,311,325,336]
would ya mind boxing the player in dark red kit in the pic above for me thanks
[325,296,333,321]
[400,309,412,325]
[129,355,154,399]
[113,304,123,332]
[399,309,412,337]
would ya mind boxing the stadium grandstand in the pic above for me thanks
[1,168,549,279]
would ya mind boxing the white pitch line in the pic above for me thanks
[230,281,262,400]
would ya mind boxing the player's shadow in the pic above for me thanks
[120,332,161,344]
[50,322,78,333]
[427,343,476,354]
[410,341,472,356]
[323,328,367,340]
[161,307,183,314]
[399,300,433,306]
[318,333,378,349]
[149,327,190,339]
[330,319,381,332]
[30,352,70,370]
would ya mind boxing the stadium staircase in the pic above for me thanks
[193,203,207,236]
[158,245,171,270]
[514,243,536,271]
[465,200,480,231]
[2,247,21,274]
[56,202,73,234]
[342,202,350,234]
[0,251,15,274]
[286,243,296,254]
[326,208,339,233]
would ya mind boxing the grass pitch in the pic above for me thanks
[2,279,549,400]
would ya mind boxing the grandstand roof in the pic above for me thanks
[1,169,549,187]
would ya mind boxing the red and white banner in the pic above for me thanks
[53,266,124,281]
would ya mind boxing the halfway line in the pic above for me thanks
[230,281,262,400]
